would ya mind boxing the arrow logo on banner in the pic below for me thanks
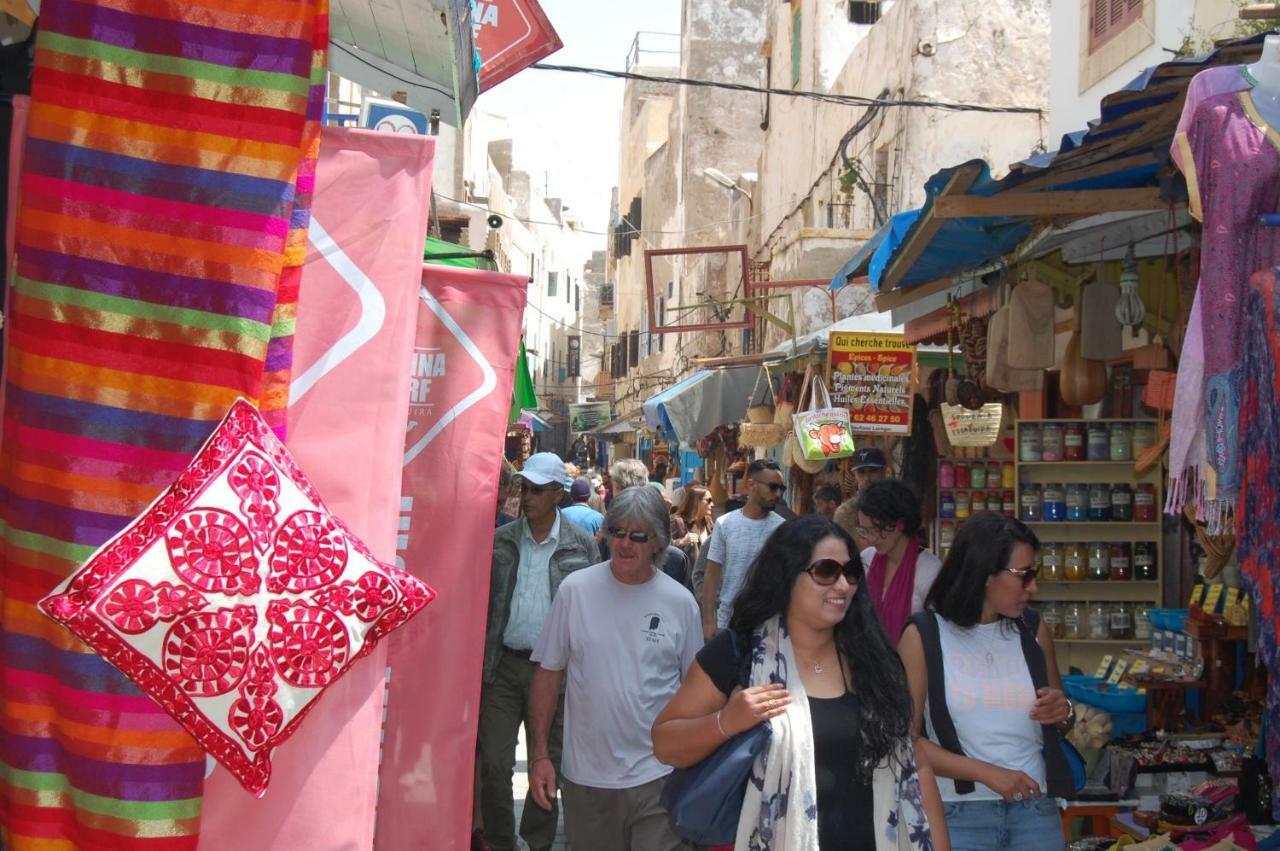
[403,286,497,465]
[288,215,388,405]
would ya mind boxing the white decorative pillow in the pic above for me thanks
[40,399,434,796]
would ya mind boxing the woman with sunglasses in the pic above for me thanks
[653,516,947,850]
[897,511,1072,851]
[671,484,714,560]
[849,479,942,641]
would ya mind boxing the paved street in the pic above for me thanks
[512,726,568,850]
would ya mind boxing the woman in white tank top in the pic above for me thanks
[898,512,1074,851]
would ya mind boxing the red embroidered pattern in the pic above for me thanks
[229,452,281,549]
[229,644,284,752]
[311,572,397,623]
[99,579,208,634]
[267,511,348,593]
[267,600,350,688]
[162,607,257,697]
[167,509,260,595]
[38,399,436,796]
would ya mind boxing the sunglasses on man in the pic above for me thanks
[520,482,561,496]
[607,527,653,544]
[804,558,862,586]
[752,480,786,494]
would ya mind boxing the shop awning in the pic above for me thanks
[587,417,642,442]
[329,0,477,126]
[834,33,1265,312]
[642,367,758,444]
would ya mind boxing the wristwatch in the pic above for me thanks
[1057,698,1076,732]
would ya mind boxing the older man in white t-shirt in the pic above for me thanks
[526,486,700,850]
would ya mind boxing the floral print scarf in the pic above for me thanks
[736,615,934,850]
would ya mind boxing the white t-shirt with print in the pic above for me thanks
[533,562,702,789]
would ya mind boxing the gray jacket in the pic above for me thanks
[482,512,597,683]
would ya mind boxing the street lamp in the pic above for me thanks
[702,167,753,205]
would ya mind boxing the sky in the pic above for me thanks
[472,0,682,235]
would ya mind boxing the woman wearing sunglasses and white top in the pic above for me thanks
[897,511,1072,851]
[653,516,947,850]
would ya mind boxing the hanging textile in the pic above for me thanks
[0,1,328,847]
[1171,65,1280,531]
[1238,266,1280,818]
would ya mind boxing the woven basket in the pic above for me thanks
[740,422,786,448]
[746,404,775,424]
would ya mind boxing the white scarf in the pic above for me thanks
[736,615,934,851]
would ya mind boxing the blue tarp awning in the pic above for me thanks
[642,367,759,444]
[830,33,1266,300]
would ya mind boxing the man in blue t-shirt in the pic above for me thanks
[560,477,604,538]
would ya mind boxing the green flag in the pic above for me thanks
[509,339,538,424]
[424,236,497,270]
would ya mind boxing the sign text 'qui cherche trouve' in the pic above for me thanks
[827,331,916,435]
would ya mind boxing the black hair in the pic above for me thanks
[925,511,1041,628]
[813,484,843,504]
[729,515,911,779]
[856,479,923,539]
[746,458,781,477]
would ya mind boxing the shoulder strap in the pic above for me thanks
[1016,608,1074,797]
[909,611,975,795]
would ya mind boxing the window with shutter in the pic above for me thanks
[1089,0,1143,53]
[547,271,558,297]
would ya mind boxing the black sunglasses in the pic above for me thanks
[1004,565,1039,587]
[607,527,652,544]
[805,558,861,586]
[755,481,787,494]
[520,482,561,496]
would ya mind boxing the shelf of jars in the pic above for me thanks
[1017,418,1164,673]
[934,456,1017,556]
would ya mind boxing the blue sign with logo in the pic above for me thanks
[361,98,429,135]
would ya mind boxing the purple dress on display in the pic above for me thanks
[1172,76,1280,531]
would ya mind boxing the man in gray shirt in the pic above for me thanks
[701,458,786,640]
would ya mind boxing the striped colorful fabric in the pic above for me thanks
[0,1,328,848]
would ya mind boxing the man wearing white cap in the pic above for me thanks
[478,453,597,851]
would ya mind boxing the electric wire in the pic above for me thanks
[432,191,760,237]
[530,62,1044,115]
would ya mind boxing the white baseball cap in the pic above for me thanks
[514,452,566,487]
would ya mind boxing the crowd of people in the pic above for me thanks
[475,449,1074,851]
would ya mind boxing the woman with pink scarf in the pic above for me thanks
[852,480,943,642]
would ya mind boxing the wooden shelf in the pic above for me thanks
[1017,418,1164,674]
[1025,522,1160,528]
[1018,460,1148,467]
[1057,639,1142,645]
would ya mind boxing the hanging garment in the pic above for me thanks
[1166,66,1249,520]
[1237,266,1280,819]
[0,2,329,848]
[1172,68,1280,531]
[1006,272,1056,369]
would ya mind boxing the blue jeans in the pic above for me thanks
[942,798,1064,851]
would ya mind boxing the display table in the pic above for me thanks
[1061,800,1137,840]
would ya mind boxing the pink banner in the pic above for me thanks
[375,265,529,850]
[198,127,435,849]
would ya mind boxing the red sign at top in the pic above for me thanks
[473,0,563,92]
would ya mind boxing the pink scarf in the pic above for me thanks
[867,538,921,641]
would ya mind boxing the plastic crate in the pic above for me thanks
[1148,608,1190,631]
[1062,674,1103,702]
[1105,709,1148,736]
[1080,682,1147,713]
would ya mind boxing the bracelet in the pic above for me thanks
[715,710,731,740]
